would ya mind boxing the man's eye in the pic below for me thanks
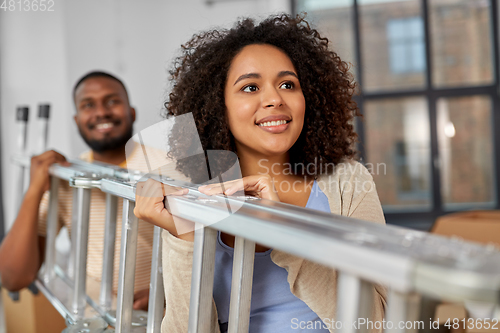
[81,103,94,109]
[242,85,258,93]
[280,82,294,90]
[107,99,120,106]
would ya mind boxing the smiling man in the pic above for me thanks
[73,72,136,165]
[0,71,153,311]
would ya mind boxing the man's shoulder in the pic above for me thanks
[78,151,92,162]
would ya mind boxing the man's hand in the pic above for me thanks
[0,150,68,291]
[29,150,69,195]
[133,289,150,310]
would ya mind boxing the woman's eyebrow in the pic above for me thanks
[233,73,260,86]
[278,70,298,78]
[233,71,298,86]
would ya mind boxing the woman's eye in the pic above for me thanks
[280,82,294,90]
[242,85,258,93]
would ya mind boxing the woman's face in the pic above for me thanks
[224,44,306,159]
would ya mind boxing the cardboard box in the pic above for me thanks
[431,211,500,332]
[1,288,66,333]
[431,211,500,246]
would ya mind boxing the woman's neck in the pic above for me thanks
[238,152,289,179]
[237,150,313,207]
[223,149,314,252]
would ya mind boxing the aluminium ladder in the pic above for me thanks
[8,154,500,333]
[6,108,500,332]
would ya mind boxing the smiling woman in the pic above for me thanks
[133,14,387,333]
[224,44,306,161]
[166,15,360,185]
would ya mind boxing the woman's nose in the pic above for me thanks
[262,87,284,108]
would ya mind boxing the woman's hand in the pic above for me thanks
[134,179,194,241]
[198,174,280,202]
[199,175,277,252]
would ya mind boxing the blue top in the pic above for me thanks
[213,181,331,332]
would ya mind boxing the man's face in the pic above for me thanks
[74,77,136,153]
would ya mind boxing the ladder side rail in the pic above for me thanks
[68,187,79,279]
[43,176,60,283]
[100,193,118,311]
[384,290,410,333]
[168,197,412,291]
[384,290,421,333]
[71,187,92,320]
[227,236,255,333]
[115,199,139,333]
[336,272,374,333]
[34,277,75,321]
[188,224,217,333]
[56,172,500,301]
[146,226,165,333]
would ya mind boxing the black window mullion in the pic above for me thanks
[427,93,443,216]
[353,0,363,90]
[353,0,367,163]
[489,0,500,209]
[363,85,498,100]
[422,0,444,217]
[492,95,500,210]
[491,0,499,85]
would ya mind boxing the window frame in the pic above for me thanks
[293,0,500,230]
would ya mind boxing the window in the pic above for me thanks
[364,97,431,211]
[295,0,499,230]
[387,17,426,74]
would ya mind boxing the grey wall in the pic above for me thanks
[0,0,291,230]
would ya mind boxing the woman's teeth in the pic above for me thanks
[95,123,113,129]
[258,120,288,127]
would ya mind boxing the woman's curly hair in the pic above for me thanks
[166,14,359,183]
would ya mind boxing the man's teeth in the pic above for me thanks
[95,123,113,130]
[258,120,288,127]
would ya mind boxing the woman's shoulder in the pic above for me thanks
[315,159,378,204]
[315,159,384,221]
[317,159,374,184]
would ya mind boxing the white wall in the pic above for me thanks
[0,5,71,229]
[0,0,291,229]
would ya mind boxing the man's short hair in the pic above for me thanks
[72,71,129,103]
